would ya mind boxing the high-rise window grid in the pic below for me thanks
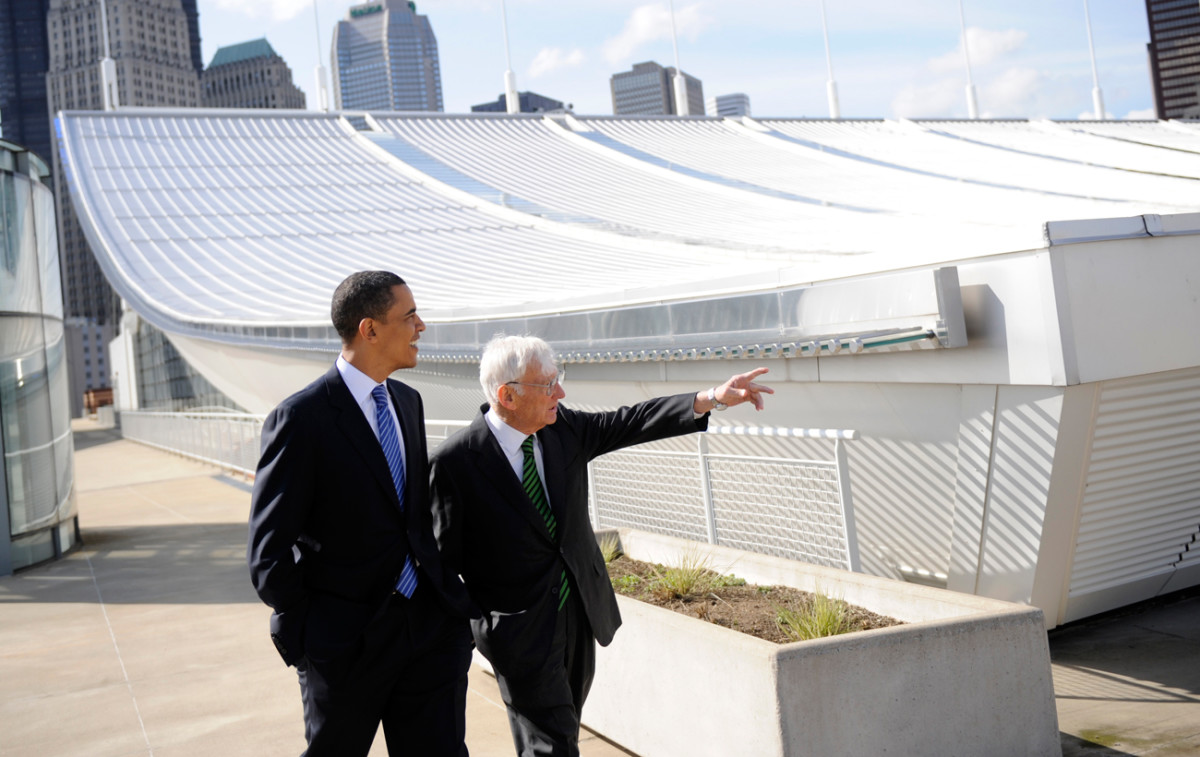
[1146,0,1200,118]
[331,0,442,112]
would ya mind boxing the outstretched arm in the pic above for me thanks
[693,367,773,414]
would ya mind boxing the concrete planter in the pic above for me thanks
[583,529,1061,757]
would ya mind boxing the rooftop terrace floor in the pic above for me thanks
[0,419,1197,756]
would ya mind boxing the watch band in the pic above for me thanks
[707,386,728,411]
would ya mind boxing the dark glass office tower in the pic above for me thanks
[1145,0,1200,118]
[331,0,443,111]
[0,0,54,166]
[181,0,202,75]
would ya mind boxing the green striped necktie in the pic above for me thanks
[521,435,570,611]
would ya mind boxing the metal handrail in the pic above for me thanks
[117,411,860,571]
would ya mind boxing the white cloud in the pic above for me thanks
[928,27,1028,75]
[602,3,711,66]
[891,78,964,119]
[1123,107,1157,120]
[979,67,1043,117]
[529,47,586,78]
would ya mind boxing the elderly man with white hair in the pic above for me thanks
[431,334,771,757]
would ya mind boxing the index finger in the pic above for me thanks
[741,367,770,381]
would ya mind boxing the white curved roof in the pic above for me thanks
[754,118,1200,209]
[370,113,866,253]
[56,109,1200,358]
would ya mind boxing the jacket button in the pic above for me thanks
[551,586,559,594]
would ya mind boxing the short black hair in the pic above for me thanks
[331,271,406,344]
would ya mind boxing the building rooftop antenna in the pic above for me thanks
[668,0,690,115]
[819,0,840,119]
[958,0,979,119]
[501,0,520,114]
[312,0,330,111]
[99,0,119,109]
[1082,0,1106,119]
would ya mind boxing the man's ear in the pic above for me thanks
[358,318,376,342]
[496,384,517,410]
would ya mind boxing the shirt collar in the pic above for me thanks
[336,354,383,406]
[485,407,532,457]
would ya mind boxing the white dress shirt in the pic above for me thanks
[337,355,407,466]
[485,408,550,506]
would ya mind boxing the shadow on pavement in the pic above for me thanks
[72,425,124,451]
[1061,733,1137,756]
[1049,586,1200,700]
[1060,733,1137,756]
[0,522,259,605]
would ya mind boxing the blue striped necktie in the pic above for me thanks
[521,435,570,611]
[372,384,418,598]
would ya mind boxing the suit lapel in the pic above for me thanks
[325,367,400,508]
[389,380,421,514]
[466,413,557,543]
[538,425,570,529]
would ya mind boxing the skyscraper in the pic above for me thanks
[180,0,202,75]
[45,0,201,413]
[331,0,442,111]
[472,91,564,113]
[610,61,704,116]
[0,0,53,167]
[47,0,201,324]
[707,93,751,118]
[1145,0,1200,119]
[202,38,306,109]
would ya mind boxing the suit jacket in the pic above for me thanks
[430,393,706,677]
[247,364,473,666]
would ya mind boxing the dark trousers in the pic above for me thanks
[296,582,473,757]
[496,593,596,757]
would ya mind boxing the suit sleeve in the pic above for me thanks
[246,403,315,664]
[574,392,708,460]
[429,449,465,576]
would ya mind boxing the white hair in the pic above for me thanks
[480,334,557,405]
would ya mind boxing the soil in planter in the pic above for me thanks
[606,554,902,645]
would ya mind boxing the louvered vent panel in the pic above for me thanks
[1069,367,1200,597]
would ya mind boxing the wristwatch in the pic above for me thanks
[707,387,728,411]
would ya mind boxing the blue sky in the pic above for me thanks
[195,0,1157,119]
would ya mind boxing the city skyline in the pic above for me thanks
[194,0,1155,119]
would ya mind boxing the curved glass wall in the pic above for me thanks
[0,140,76,575]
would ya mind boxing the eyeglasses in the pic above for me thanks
[505,371,565,397]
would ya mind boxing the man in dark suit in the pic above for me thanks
[430,334,771,757]
[248,270,475,757]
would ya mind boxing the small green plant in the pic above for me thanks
[711,573,746,588]
[613,574,641,594]
[598,532,623,563]
[648,548,716,601]
[775,589,852,641]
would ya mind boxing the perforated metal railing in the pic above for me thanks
[120,410,264,476]
[590,427,860,571]
[119,412,859,571]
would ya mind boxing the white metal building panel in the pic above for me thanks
[1066,366,1200,619]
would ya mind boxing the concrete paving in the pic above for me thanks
[1052,590,1200,756]
[0,423,629,757]
[0,420,1198,756]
